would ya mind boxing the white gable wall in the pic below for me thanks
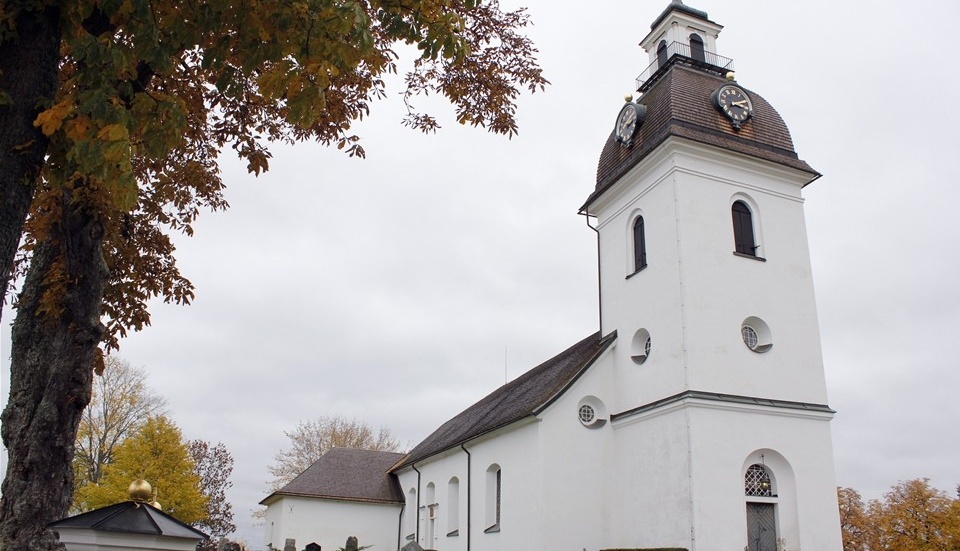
[263,495,401,551]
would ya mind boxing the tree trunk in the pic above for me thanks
[0,5,60,316]
[0,188,107,550]
[0,5,61,317]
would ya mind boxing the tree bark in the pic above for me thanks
[0,187,107,550]
[0,5,60,315]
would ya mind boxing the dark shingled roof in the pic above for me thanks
[261,448,406,505]
[48,501,207,540]
[584,65,819,211]
[649,0,713,30]
[392,331,616,470]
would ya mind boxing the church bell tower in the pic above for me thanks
[580,2,843,549]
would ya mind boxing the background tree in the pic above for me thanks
[871,479,960,551]
[838,486,874,551]
[268,415,402,491]
[839,479,960,551]
[72,355,167,496]
[73,415,207,524]
[0,1,545,548]
[188,440,236,547]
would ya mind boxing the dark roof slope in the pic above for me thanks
[48,501,207,540]
[584,65,818,211]
[261,448,406,505]
[649,0,713,30]
[392,331,615,470]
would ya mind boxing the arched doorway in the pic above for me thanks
[745,463,777,551]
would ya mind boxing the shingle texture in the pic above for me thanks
[262,448,406,504]
[48,501,207,539]
[586,65,818,210]
[393,332,615,470]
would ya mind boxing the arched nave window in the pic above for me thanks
[484,465,501,533]
[447,477,460,537]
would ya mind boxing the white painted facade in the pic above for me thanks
[263,495,401,551]
[265,3,844,550]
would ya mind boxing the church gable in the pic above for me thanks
[393,331,615,470]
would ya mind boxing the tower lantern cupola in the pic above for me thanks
[636,1,731,92]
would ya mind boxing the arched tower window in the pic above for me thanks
[732,200,757,256]
[633,215,647,272]
[689,33,705,62]
[657,40,668,68]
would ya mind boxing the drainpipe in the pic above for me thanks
[584,213,602,332]
[461,443,472,551]
[411,463,422,543]
[396,504,404,551]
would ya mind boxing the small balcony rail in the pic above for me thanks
[635,41,734,92]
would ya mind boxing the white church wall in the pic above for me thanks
[262,495,400,551]
[607,406,695,549]
[592,145,688,412]
[535,349,617,551]
[685,403,842,551]
[668,142,829,405]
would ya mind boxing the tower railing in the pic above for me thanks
[635,41,734,93]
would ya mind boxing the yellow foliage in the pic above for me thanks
[74,416,207,524]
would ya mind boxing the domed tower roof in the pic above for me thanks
[584,66,818,210]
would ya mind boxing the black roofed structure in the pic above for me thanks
[261,448,406,506]
[48,501,206,550]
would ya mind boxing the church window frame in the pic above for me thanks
[405,487,417,540]
[633,215,647,273]
[689,33,706,62]
[484,465,501,533]
[631,328,652,365]
[576,396,608,428]
[731,196,766,261]
[732,200,757,256]
[446,477,460,537]
[740,316,772,353]
[657,40,668,68]
[745,463,775,497]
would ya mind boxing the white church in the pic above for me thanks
[260,2,844,550]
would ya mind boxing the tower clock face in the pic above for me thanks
[615,103,643,146]
[714,84,753,129]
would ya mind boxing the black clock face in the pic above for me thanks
[615,104,639,146]
[715,85,753,128]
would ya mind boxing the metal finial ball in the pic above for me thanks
[128,479,153,502]
[725,71,736,81]
[624,93,634,103]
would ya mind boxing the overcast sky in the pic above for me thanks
[3,0,959,546]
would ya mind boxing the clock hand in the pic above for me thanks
[731,100,748,108]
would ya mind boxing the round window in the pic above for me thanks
[578,404,596,424]
[740,316,772,353]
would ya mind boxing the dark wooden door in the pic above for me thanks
[746,503,777,551]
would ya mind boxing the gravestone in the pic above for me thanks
[305,544,321,551]
[284,538,296,551]
[401,541,425,551]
